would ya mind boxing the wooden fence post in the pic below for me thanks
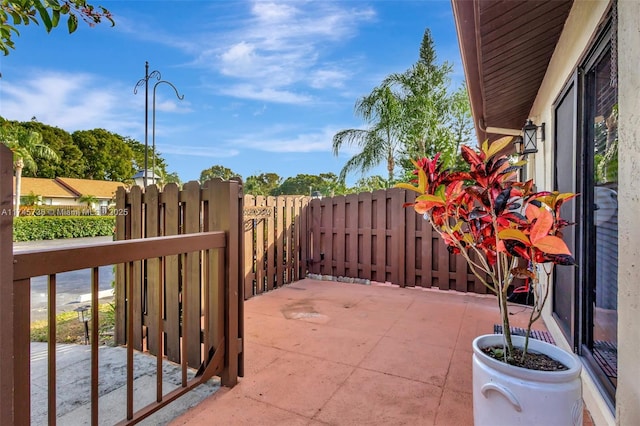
[0,144,30,425]
[215,180,243,385]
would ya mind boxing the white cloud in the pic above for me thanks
[0,71,140,135]
[309,68,349,89]
[197,1,376,103]
[252,2,298,22]
[0,70,192,140]
[156,144,239,158]
[220,41,257,72]
[228,125,345,153]
[220,84,312,104]
[116,1,376,104]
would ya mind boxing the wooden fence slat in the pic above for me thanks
[293,198,302,280]
[299,197,309,279]
[255,196,265,294]
[266,196,276,290]
[472,251,488,294]
[321,198,332,276]
[391,189,405,286]
[405,191,417,287]
[435,226,450,290]
[310,199,321,274]
[359,192,372,279]
[243,195,255,298]
[334,197,346,277]
[183,181,202,368]
[373,190,386,282]
[275,197,285,286]
[344,194,357,278]
[455,254,468,292]
[146,185,160,355]
[204,180,227,364]
[115,187,127,344]
[130,186,144,351]
[285,197,294,282]
[421,205,433,288]
[163,183,181,363]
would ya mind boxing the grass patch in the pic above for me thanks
[30,303,116,346]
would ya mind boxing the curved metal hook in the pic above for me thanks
[133,70,162,94]
[153,80,185,101]
[151,80,185,179]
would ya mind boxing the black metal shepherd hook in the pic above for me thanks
[134,61,161,187]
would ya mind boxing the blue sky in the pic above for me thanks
[0,0,464,185]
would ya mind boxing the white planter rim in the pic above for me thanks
[472,334,581,383]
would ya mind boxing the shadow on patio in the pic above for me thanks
[172,278,592,425]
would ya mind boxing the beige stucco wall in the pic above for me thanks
[528,1,628,425]
[616,2,640,425]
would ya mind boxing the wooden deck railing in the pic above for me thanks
[0,145,244,426]
[13,233,239,425]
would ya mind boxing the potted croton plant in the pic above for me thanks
[397,137,583,425]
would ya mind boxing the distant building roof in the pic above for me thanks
[16,177,76,199]
[56,177,124,199]
[15,177,125,200]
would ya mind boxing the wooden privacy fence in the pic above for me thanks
[114,179,244,376]
[308,188,490,294]
[243,195,308,298]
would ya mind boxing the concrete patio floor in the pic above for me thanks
[171,278,593,426]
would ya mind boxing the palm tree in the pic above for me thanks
[333,84,403,184]
[0,125,58,216]
[383,29,455,168]
[78,194,99,214]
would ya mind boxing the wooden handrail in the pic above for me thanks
[13,231,226,280]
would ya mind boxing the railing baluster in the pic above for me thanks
[181,252,188,387]
[157,256,164,403]
[48,274,57,426]
[127,261,134,420]
[91,267,99,426]
[203,248,210,364]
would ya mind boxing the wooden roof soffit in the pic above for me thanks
[451,0,574,143]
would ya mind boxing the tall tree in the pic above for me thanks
[162,171,182,187]
[72,129,135,181]
[199,165,239,183]
[333,84,403,184]
[0,123,58,215]
[19,119,85,178]
[245,173,281,196]
[446,83,474,169]
[0,0,114,55]
[348,175,388,193]
[124,136,168,178]
[273,173,343,196]
[384,29,455,167]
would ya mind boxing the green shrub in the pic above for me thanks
[13,216,115,241]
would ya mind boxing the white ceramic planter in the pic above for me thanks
[472,334,583,426]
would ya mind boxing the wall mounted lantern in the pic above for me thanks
[516,119,545,155]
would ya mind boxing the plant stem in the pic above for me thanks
[499,288,514,357]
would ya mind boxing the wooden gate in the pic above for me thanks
[114,179,244,376]
[243,195,308,299]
